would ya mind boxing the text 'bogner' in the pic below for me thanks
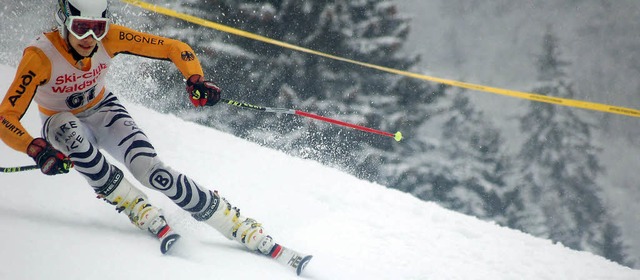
[119,32,165,45]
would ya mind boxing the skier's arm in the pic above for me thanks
[0,47,51,153]
[102,24,205,79]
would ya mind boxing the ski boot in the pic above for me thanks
[96,166,180,254]
[192,191,271,252]
[192,191,312,275]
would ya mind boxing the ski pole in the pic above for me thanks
[0,165,39,173]
[220,98,403,141]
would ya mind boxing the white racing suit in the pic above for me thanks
[42,92,216,214]
[42,92,272,253]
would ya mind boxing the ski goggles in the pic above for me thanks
[66,16,110,40]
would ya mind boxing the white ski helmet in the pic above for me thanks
[55,0,110,39]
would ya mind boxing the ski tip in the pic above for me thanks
[160,233,181,255]
[296,255,313,276]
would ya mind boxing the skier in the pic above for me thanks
[0,0,303,266]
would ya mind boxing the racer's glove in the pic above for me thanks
[26,138,73,176]
[186,74,222,107]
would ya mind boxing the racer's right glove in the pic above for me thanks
[27,138,73,175]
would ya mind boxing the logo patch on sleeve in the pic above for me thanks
[181,51,195,61]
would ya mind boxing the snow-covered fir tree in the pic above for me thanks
[512,30,629,265]
[379,90,515,222]
[435,94,515,221]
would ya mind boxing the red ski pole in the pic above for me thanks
[221,98,403,141]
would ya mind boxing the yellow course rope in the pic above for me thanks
[121,0,640,118]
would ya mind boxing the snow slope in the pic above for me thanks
[0,64,638,279]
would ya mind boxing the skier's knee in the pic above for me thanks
[43,112,87,153]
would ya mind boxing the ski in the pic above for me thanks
[159,232,181,254]
[267,243,313,276]
[152,218,181,255]
[149,219,310,275]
